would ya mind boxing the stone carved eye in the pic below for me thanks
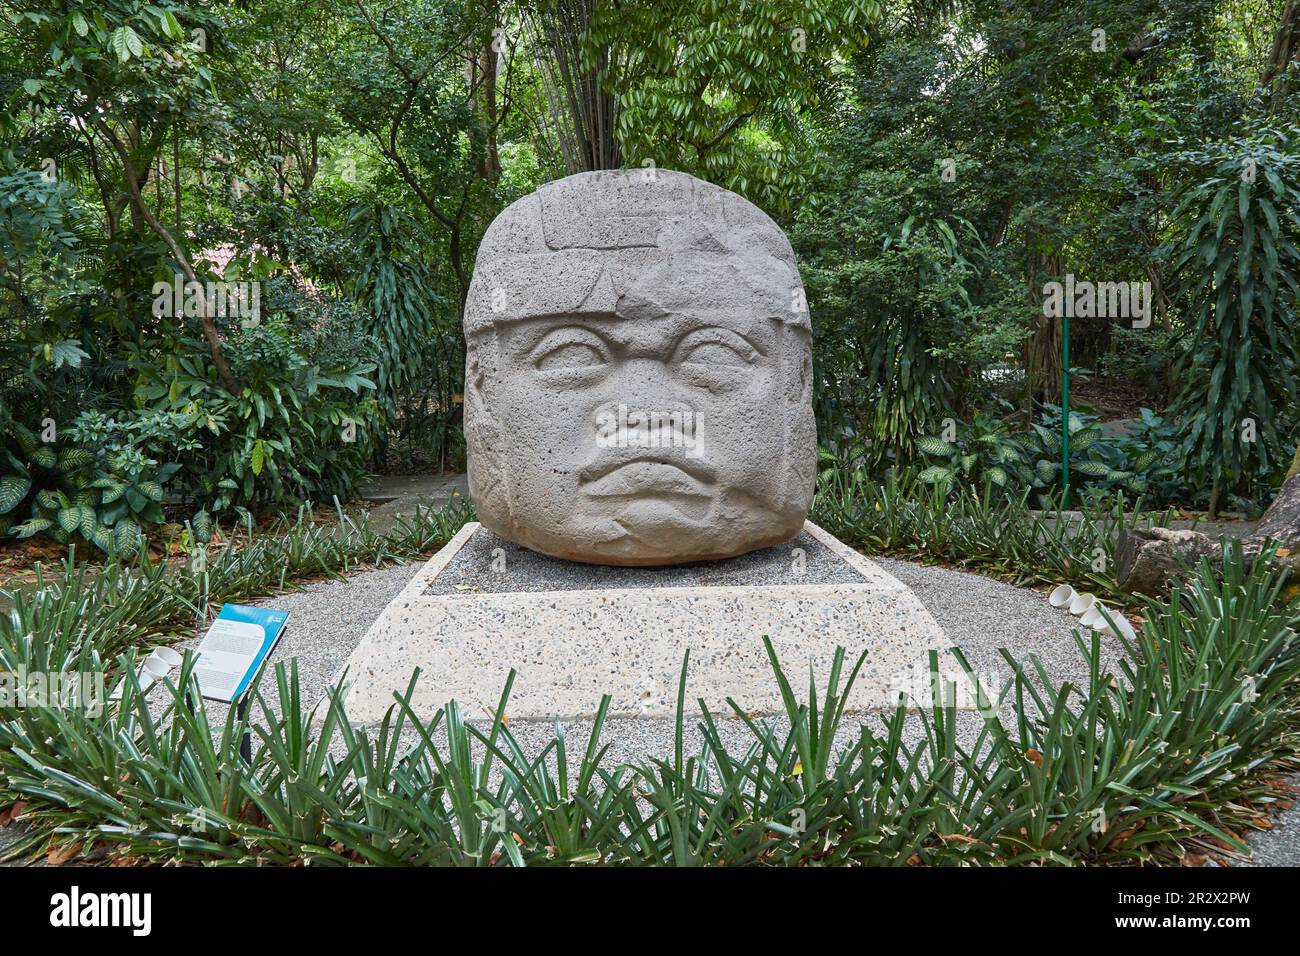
[672,328,760,392]
[674,328,758,368]
[681,341,748,366]
[538,341,604,370]
[531,328,610,372]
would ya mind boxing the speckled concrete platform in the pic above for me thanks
[334,521,951,723]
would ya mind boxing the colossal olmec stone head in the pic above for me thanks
[463,169,816,566]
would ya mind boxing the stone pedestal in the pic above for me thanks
[334,521,950,723]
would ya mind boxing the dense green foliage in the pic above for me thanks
[1168,124,1300,507]
[587,0,882,210]
[795,0,1300,514]
[3,0,1300,874]
[908,406,1184,507]
[2,0,1299,548]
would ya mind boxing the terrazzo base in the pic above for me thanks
[333,521,953,723]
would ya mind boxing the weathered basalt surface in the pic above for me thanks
[461,169,816,566]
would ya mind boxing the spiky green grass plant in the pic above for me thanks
[812,468,1171,599]
[2,536,1297,866]
[1,499,473,662]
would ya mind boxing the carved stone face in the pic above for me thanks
[463,169,816,566]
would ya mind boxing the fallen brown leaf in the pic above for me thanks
[1108,825,1140,849]
[47,841,82,865]
[0,800,26,827]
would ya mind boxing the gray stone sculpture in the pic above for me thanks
[462,168,816,566]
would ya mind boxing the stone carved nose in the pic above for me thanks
[612,356,677,402]
[592,398,699,439]
[594,395,695,419]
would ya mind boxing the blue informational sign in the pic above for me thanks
[192,604,290,703]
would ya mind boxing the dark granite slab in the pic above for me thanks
[425,527,866,595]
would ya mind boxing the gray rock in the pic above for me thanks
[1255,472,1300,546]
[462,169,816,566]
[1114,473,1300,595]
[1114,526,1222,595]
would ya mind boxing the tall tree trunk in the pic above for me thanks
[524,0,620,173]
[473,7,501,181]
[173,129,182,232]
[1023,248,1065,402]
[1264,0,1300,109]
[93,117,242,396]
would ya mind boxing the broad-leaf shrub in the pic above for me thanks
[913,406,1185,508]
[134,316,380,516]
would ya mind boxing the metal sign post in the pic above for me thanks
[1062,310,1070,511]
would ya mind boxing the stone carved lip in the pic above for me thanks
[579,456,716,498]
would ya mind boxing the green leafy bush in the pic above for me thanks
[0,409,196,555]
[913,407,1185,508]
[798,209,999,471]
[912,412,1034,491]
[134,317,380,517]
[1115,408,1190,504]
[1166,124,1300,508]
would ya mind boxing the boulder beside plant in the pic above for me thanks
[1115,473,1300,595]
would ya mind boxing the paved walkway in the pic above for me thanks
[0,824,19,859]
[1241,774,1300,867]
[358,474,469,533]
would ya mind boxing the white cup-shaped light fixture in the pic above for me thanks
[150,646,183,669]
[1049,584,1077,608]
[142,656,171,682]
[110,651,178,702]
[1068,591,1098,616]
[1080,605,1107,629]
[1101,614,1138,640]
